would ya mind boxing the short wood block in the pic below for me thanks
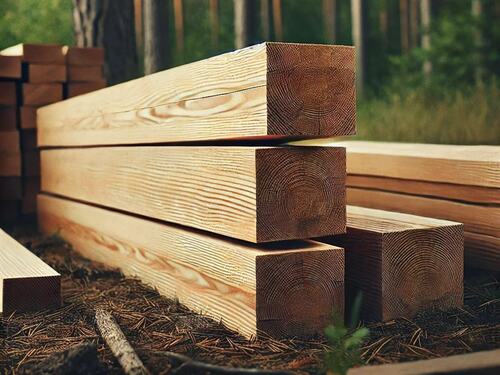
[319,205,463,321]
[38,194,344,338]
[41,146,346,243]
[19,107,37,129]
[0,151,21,176]
[23,83,63,106]
[25,64,67,83]
[0,107,17,131]
[39,42,355,146]
[0,177,22,200]
[66,81,106,97]
[0,55,21,79]
[0,82,17,106]
[0,228,61,314]
[1,43,65,65]
[65,46,105,66]
[0,131,20,152]
[67,65,104,82]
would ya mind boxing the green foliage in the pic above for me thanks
[324,294,369,375]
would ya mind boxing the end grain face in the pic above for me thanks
[266,43,356,137]
[23,83,63,106]
[1,43,65,65]
[256,246,344,337]
[0,55,22,79]
[65,46,105,66]
[256,147,346,242]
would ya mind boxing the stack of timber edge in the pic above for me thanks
[64,46,106,98]
[37,42,354,338]
[0,228,61,314]
[318,206,463,322]
[334,141,499,271]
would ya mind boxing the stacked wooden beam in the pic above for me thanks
[64,46,106,98]
[332,141,499,271]
[36,43,463,336]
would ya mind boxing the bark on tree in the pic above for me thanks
[272,0,283,41]
[399,0,409,53]
[234,0,257,49]
[143,0,169,75]
[420,0,432,78]
[261,0,270,40]
[134,0,143,49]
[323,0,337,43]
[351,0,366,96]
[73,0,138,85]
[410,0,418,49]
[173,0,184,55]
[210,0,219,48]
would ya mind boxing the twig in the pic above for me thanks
[95,308,150,375]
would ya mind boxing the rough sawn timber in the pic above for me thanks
[0,228,61,314]
[318,205,463,321]
[40,146,346,243]
[38,194,345,338]
[37,42,355,146]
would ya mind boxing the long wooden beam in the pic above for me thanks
[0,228,61,314]
[40,146,346,242]
[347,188,500,270]
[37,43,355,146]
[318,205,463,321]
[37,194,344,338]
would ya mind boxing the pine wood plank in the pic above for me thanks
[347,187,500,270]
[19,107,37,129]
[0,228,60,314]
[41,146,346,242]
[347,175,500,205]
[0,131,20,151]
[22,83,63,106]
[318,205,463,321]
[66,81,106,98]
[25,64,67,83]
[1,43,65,65]
[67,65,104,82]
[0,177,22,200]
[65,46,105,66]
[0,107,17,131]
[348,348,500,375]
[0,55,22,79]
[37,194,345,338]
[38,42,355,146]
[0,82,17,106]
[0,151,21,176]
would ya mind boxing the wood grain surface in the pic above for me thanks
[0,107,17,131]
[0,55,21,79]
[41,146,346,242]
[38,42,355,146]
[0,131,20,151]
[67,65,104,82]
[318,205,463,321]
[38,194,345,338]
[25,64,67,83]
[19,107,37,129]
[0,82,17,106]
[65,46,105,66]
[347,175,500,205]
[0,151,21,176]
[22,83,63,106]
[66,81,106,98]
[0,228,61,314]
[1,43,65,64]
[347,188,500,270]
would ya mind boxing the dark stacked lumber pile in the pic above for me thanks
[64,46,105,98]
[36,43,463,337]
[335,140,499,271]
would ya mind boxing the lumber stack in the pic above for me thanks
[333,141,499,271]
[36,43,463,336]
[64,46,106,98]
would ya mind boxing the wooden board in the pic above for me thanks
[65,46,105,66]
[0,82,17,106]
[348,348,500,375]
[41,146,346,243]
[0,107,17,131]
[0,131,20,152]
[66,81,106,98]
[19,107,37,129]
[0,228,60,314]
[0,55,21,79]
[20,129,37,150]
[0,177,22,200]
[1,43,65,65]
[25,64,66,83]
[23,151,40,177]
[38,42,355,146]
[23,83,63,106]
[37,194,344,338]
[67,65,104,82]
[318,205,463,322]
[347,188,500,270]
[347,175,500,205]
[0,151,21,176]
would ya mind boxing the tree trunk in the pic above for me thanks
[210,0,219,48]
[379,0,388,47]
[134,0,143,49]
[472,0,483,84]
[351,0,366,96]
[234,0,257,49]
[143,0,169,75]
[420,0,432,78]
[272,0,283,41]
[73,0,138,85]
[399,0,409,53]
[410,0,418,49]
[173,0,184,55]
[323,0,337,43]
[261,0,270,40]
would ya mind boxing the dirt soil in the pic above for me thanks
[1,221,499,374]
